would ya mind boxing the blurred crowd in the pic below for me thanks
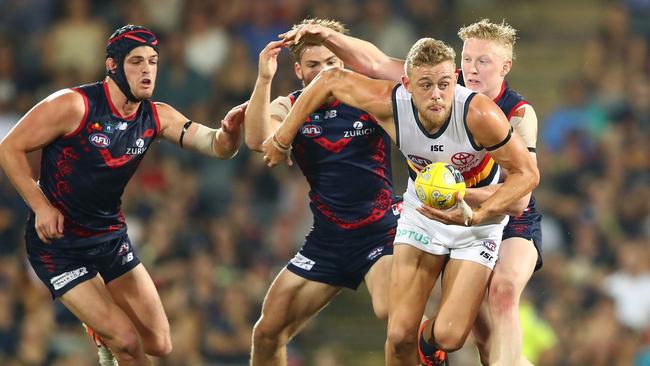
[0,0,648,365]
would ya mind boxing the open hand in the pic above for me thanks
[221,101,248,134]
[258,41,285,81]
[416,192,475,226]
[279,24,332,46]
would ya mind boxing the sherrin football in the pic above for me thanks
[414,162,466,209]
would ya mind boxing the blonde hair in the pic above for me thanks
[404,38,456,75]
[289,18,349,61]
[458,19,517,59]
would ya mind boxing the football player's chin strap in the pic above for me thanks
[179,120,221,157]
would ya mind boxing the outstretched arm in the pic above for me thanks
[280,24,405,81]
[158,101,247,160]
[244,41,285,151]
[262,67,397,166]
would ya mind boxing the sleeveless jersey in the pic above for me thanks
[288,90,398,233]
[32,81,161,246]
[491,80,541,219]
[392,84,501,211]
[458,73,541,224]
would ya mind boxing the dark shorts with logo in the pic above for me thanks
[502,195,543,271]
[25,230,141,298]
[287,224,396,290]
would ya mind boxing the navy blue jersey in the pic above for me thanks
[288,91,399,233]
[492,81,529,123]
[491,80,541,242]
[31,81,160,245]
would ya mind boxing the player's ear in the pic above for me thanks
[401,74,411,91]
[294,62,302,81]
[106,58,117,74]
[501,59,512,77]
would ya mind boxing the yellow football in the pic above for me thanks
[414,162,466,209]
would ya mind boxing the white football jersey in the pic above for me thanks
[392,84,501,208]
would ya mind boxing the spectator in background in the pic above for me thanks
[541,77,608,154]
[184,2,230,78]
[355,0,416,58]
[42,0,108,83]
[584,3,647,91]
[602,241,650,331]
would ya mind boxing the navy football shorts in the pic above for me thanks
[502,203,543,271]
[287,225,396,290]
[25,231,141,298]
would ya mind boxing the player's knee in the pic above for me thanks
[252,317,287,348]
[489,278,518,314]
[144,332,172,357]
[109,330,142,360]
[386,323,417,354]
[433,322,467,352]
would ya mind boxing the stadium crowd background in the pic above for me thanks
[0,0,648,365]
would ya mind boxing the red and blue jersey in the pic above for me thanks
[31,81,160,246]
[288,90,399,234]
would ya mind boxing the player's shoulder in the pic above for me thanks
[40,88,87,118]
[153,101,183,119]
[465,92,509,132]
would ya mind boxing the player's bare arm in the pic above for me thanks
[463,104,538,215]
[157,101,246,159]
[418,95,539,225]
[244,40,285,151]
[466,95,539,223]
[262,67,396,166]
[0,89,84,243]
[280,24,404,82]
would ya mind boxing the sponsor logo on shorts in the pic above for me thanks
[483,240,497,252]
[391,202,403,216]
[290,253,315,271]
[396,228,431,245]
[480,250,494,262]
[122,252,134,265]
[118,242,130,256]
[50,267,88,290]
[367,246,384,260]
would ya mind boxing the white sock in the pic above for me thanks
[98,345,118,366]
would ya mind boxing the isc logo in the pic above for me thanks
[89,133,110,148]
[301,124,322,138]
[430,145,444,151]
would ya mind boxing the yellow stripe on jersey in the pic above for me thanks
[463,155,498,188]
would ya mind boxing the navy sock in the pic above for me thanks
[419,323,439,356]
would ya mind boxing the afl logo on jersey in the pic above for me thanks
[407,154,432,168]
[89,133,110,148]
[301,124,322,138]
